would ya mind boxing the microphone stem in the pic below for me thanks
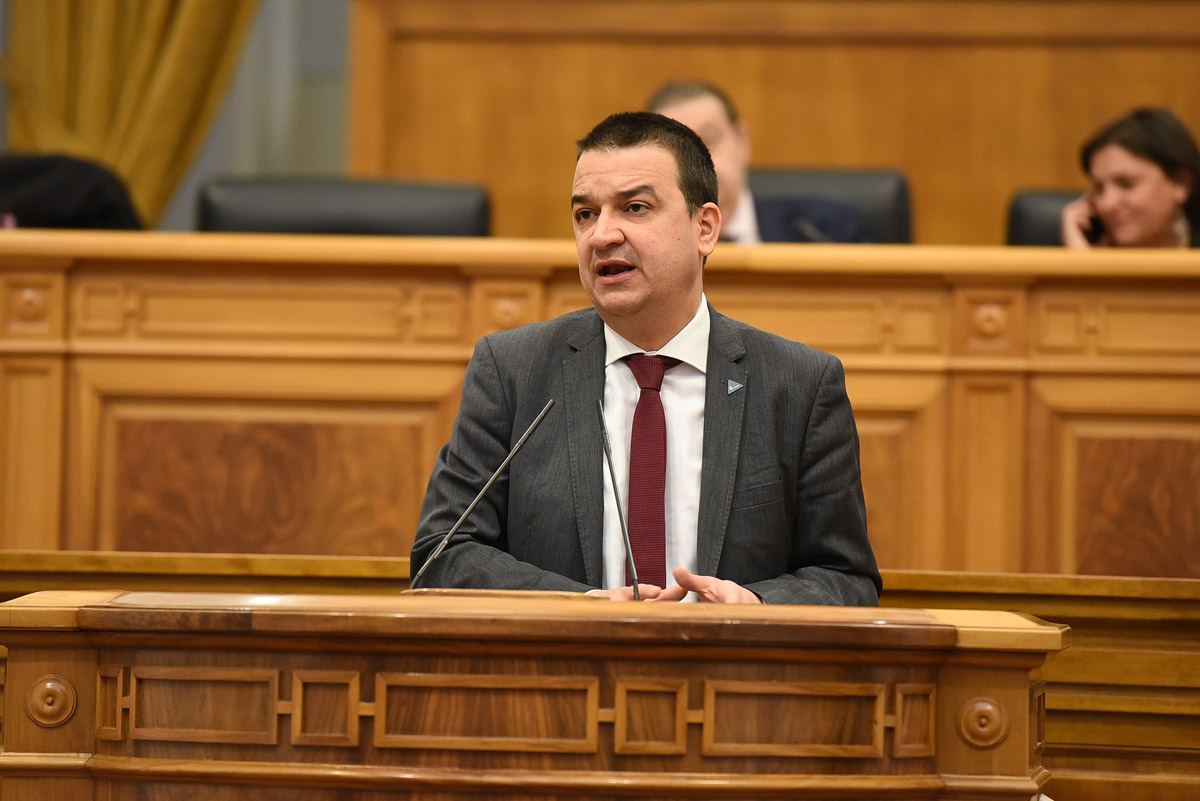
[411,398,555,589]
[595,399,640,600]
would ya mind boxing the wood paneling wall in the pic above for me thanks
[348,0,1200,244]
[2,230,1199,578]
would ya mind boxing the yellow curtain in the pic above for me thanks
[3,0,261,225]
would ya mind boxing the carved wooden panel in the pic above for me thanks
[73,277,471,347]
[1070,423,1200,578]
[66,358,467,555]
[1027,376,1200,576]
[129,666,279,745]
[702,680,885,758]
[376,673,599,752]
[1,270,66,550]
[613,678,688,755]
[949,376,1026,571]
[894,683,937,759]
[291,670,361,747]
[848,374,948,571]
[1,358,64,549]
[953,286,1026,357]
[108,414,428,556]
[3,272,64,339]
[704,283,947,356]
[1034,288,1200,359]
[91,658,941,771]
[469,278,546,340]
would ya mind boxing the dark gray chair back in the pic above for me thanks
[197,177,490,236]
[1006,190,1078,246]
[748,168,912,243]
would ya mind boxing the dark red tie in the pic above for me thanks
[624,354,680,589]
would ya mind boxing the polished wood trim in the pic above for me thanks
[79,755,949,794]
[3,230,1199,277]
[367,0,1200,44]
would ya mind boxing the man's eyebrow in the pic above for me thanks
[571,185,661,208]
[617,185,659,201]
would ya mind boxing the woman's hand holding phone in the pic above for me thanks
[1061,194,1105,248]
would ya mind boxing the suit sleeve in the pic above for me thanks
[745,354,882,605]
[411,336,591,592]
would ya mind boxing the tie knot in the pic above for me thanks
[625,354,680,391]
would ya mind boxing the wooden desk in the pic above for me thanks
[1,557,1195,800]
[3,231,1199,579]
[0,590,1062,800]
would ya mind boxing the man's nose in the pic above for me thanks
[588,209,624,248]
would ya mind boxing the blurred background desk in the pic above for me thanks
[2,231,1198,577]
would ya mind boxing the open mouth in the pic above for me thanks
[596,260,635,276]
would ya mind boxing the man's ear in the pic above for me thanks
[736,118,752,161]
[697,202,722,256]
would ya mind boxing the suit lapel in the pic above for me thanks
[563,312,607,586]
[697,309,747,576]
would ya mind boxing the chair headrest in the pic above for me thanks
[748,168,912,243]
[197,177,490,236]
[1006,190,1079,246]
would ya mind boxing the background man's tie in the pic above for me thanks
[624,354,680,588]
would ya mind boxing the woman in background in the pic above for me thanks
[1062,107,1200,249]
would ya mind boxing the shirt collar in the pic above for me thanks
[721,188,761,245]
[603,294,709,374]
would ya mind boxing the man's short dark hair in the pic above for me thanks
[647,80,740,126]
[576,111,718,214]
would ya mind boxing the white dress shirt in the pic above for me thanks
[600,295,709,597]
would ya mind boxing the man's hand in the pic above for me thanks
[652,566,762,604]
[587,583,664,601]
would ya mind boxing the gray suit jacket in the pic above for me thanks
[412,306,881,605]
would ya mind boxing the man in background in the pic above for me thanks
[648,80,867,244]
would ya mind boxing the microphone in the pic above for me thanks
[410,398,555,589]
[791,217,832,243]
[594,399,640,601]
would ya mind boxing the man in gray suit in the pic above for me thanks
[412,112,880,605]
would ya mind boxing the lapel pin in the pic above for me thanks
[727,379,743,394]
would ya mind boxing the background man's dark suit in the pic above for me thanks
[413,305,881,605]
[755,195,869,243]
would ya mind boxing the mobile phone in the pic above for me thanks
[1085,215,1106,245]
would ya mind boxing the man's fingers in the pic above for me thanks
[649,584,690,602]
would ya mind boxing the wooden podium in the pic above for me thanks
[0,590,1064,800]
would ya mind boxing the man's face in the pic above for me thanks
[657,94,751,211]
[571,144,719,347]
